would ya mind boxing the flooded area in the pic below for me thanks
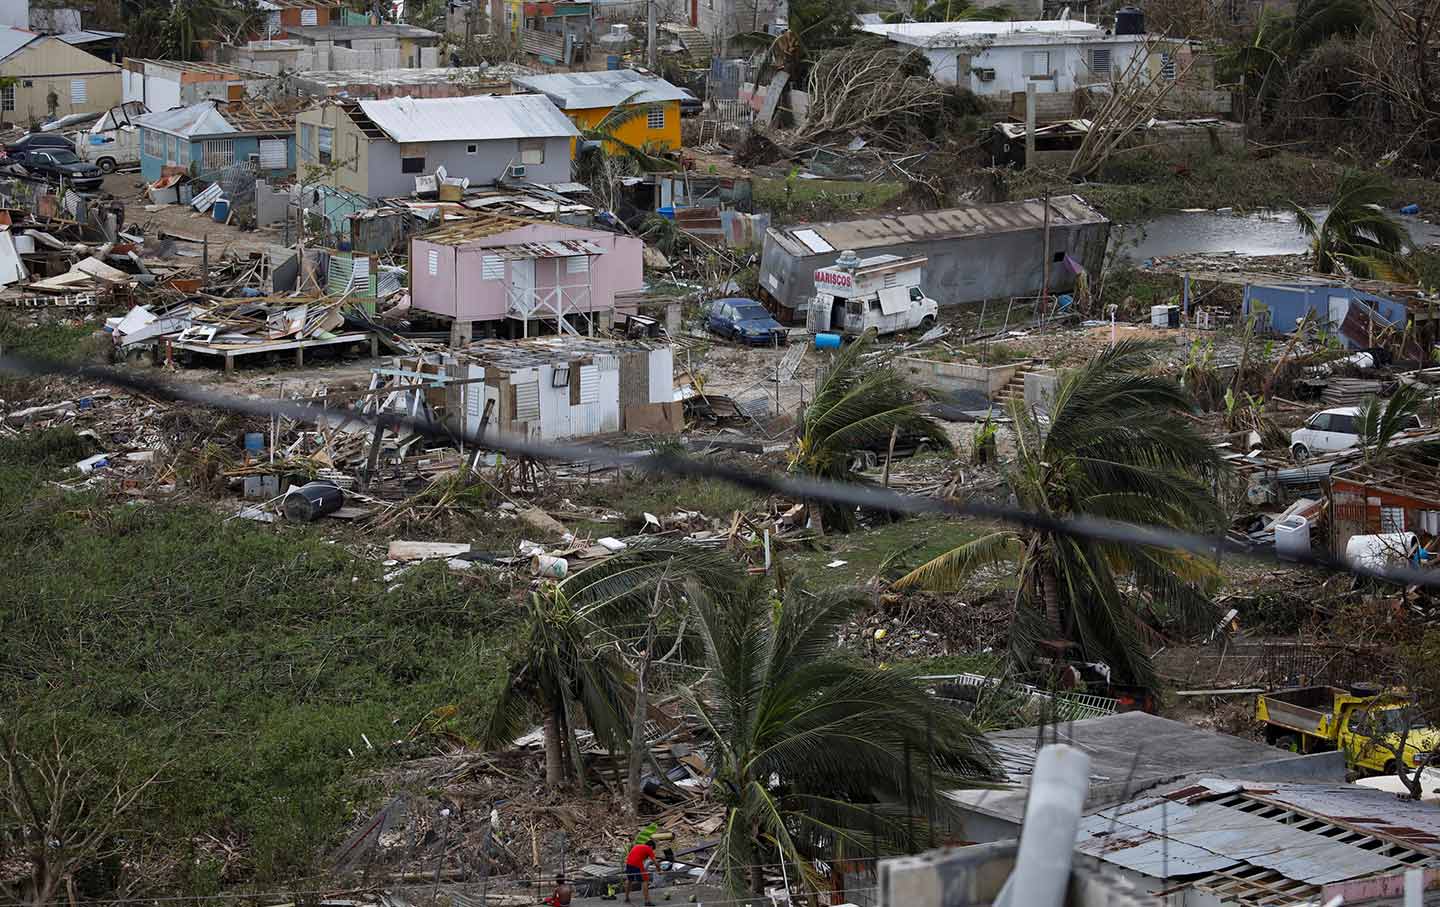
[1112,207,1440,262]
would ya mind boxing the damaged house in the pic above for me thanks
[384,336,681,440]
[512,68,687,153]
[409,214,643,341]
[135,100,297,181]
[757,196,1110,323]
[295,95,577,199]
[1327,439,1440,559]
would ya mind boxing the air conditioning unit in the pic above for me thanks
[247,153,260,163]
[975,68,996,82]
[508,164,527,178]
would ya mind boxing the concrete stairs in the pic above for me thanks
[993,365,1030,406]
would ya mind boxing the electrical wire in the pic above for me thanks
[2,351,1434,590]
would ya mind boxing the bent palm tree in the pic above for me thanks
[484,540,740,787]
[790,331,951,531]
[1357,381,1427,464]
[687,576,995,895]
[1293,169,1414,279]
[894,341,1225,688]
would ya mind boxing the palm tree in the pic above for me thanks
[685,576,995,896]
[1356,381,1427,464]
[1293,169,1414,279]
[483,540,736,787]
[790,331,951,532]
[893,341,1226,689]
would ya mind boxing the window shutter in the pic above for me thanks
[482,255,504,280]
[427,249,438,276]
[578,364,599,404]
[514,379,540,421]
[70,79,86,104]
[566,255,589,275]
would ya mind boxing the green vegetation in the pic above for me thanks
[0,429,521,893]
[785,514,996,585]
[1292,168,1413,279]
[1003,152,1440,224]
[791,332,950,532]
[895,342,1226,688]
[689,576,994,894]
[754,176,906,224]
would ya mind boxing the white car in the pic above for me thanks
[1290,405,1421,461]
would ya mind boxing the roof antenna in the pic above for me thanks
[1059,5,1070,19]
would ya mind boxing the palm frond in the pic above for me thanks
[891,531,1022,591]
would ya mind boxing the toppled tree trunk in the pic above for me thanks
[544,711,563,787]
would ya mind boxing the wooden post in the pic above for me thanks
[1025,83,1037,171]
[201,234,209,288]
[1038,186,1052,323]
[880,425,899,489]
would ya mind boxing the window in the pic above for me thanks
[1088,47,1112,76]
[1382,506,1406,533]
[400,142,424,174]
[351,136,360,171]
[70,78,86,104]
[482,254,503,280]
[1307,414,1332,431]
[178,140,190,165]
[466,143,478,154]
[143,128,161,158]
[1330,414,1357,435]
[565,255,589,275]
[646,106,665,129]
[1,85,13,112]
[909,287,922,301]
[317,126,333,164]
[552,366,571,388]
[1022,51,1051,78]
[21,80,31,87]
[300,6,318,24]
[202,138,235,169]
[578,364,599,404]
[298,123,313,160]
[883,271,898,288]
[1053,251,1065,262]
[515,380,541,421]
[427,249,438,276]
[1160,52,1177,80]
[519,138,545,164]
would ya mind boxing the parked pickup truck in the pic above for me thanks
[1256,685,1440,775]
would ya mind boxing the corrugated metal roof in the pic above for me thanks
[861,19,1106,47]
[55,29,125,45]
[357,94,578,143]
[512,69,690,109]
[285,23,437,40]
[0,26,40,62]
[134,102,236,139]
[778,196,1109,253]
[1247,783,1440,849]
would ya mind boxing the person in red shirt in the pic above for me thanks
[623,843,656,905]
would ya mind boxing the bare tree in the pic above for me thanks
[1068,37,1195,178]
[1,732,164,907]
[801,44,946,142]
[1350,0,1440,158]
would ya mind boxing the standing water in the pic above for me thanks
[1111,207,1440,263]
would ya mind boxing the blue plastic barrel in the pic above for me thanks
[606,54,620,70]
[657,205,675,220]
[815,332,842,350]
[212,199,230,222]
[243,432,265,452]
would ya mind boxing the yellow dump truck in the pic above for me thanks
[1256,686,1440,775]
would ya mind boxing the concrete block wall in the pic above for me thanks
[898,357,1023,400]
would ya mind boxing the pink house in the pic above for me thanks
[410,214,644,341]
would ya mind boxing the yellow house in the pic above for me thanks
[0,27,121,127]
[512,69,685,154]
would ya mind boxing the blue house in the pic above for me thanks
[135,100,297,183]
[1241,278,1410,349]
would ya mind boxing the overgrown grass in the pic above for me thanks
[754,177,906,224]
[1003,151,1440,223]
[0,430,522,892]
[0,314,108,361]
[785,514,996,585]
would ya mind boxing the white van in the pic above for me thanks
[71,103,146,173]
[807,251,938,338]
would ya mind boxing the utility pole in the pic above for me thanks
[1038,185,1052,326]
[646,0,656,70]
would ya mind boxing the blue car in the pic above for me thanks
[704,297,787,345]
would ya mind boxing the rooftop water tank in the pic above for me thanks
[1115,6,1144,35]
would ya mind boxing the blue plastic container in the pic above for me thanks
[243,432,265,452]
[1402,203,1421,215]
[606,54,620,70]
[657,205,675,220]
[814,332,842,350]
[212,199,230,222]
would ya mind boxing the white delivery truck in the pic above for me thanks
[806,251,938,337]
[71,103,146,173]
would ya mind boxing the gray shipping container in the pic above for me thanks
[757,196,1111,323]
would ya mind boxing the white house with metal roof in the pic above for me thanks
[295,94,579,200]
[0,25,120,124]
[861,19,1168,96]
